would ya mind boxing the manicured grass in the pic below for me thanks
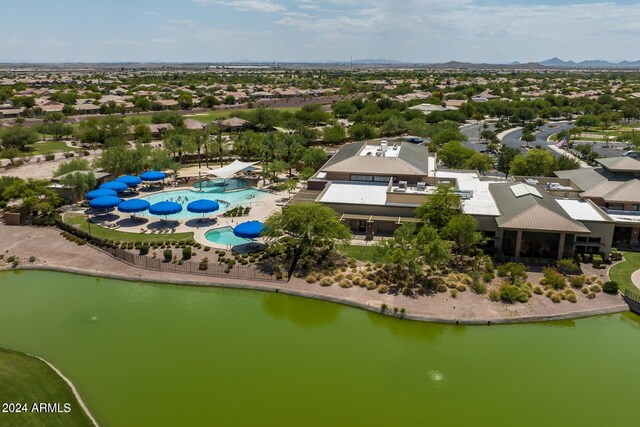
[609,251,640,293]
[27,141,76,155]
[341,245,389,263]
[0,348,94,427]
[64,213,194,243]
[185,106,301,124]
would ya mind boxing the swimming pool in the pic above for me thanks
[205,226,252,247]
[137,188,266,220]
[193,178,251,192]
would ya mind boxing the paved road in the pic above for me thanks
[460,122,497,153]
[501,121,623,158]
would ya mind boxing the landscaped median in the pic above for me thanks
[0,348,96,427]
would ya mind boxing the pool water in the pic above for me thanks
[205,226,252,246]
[193,178,251,192]
[138,188,266,220]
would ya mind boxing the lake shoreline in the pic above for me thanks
[0,225,630,326]
[2,264,629,325]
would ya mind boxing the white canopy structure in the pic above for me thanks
[204,160,259,179]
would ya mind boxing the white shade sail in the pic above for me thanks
[203,160,259,179]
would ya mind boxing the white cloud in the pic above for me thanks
[142,10,158,15]
[150,38,176,44]
[98,39,140,46]
[195,0,286,13]
[171,19,197,27]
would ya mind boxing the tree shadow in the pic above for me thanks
[260,292,341,328]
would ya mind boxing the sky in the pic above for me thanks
[1,0,640,63]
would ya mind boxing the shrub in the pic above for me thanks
[587,292,596,299]
[44,153,55,161]
[557,258,579,274]
[139,245,149,255]
[450,289,458,298]
[28,256,36,263]
[456,284,467,292]
[436,284,448,293]
[483,272,494,283]
[365,280,377,290]
[319,278,332,287]
[163,249,172,262]
[590,285,602,293]
[602,281,619,294]
[541,267,566,290]
[471,281,487,294]
[551,293,562,303]
[533,286,543,295]
[489,289,500,302]
[569,275,586,288]
[199,258,209,271]
[378,284,389,294]
[592,255,603,269]
[566,292,577,303]
[499,283,529,303]
[581,287,590,294]
[497,262,527,284]
[305,274,317,284]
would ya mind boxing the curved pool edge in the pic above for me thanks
[0,265,630,326]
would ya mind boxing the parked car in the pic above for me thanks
[623,150,640,159]
[406,137,423,144]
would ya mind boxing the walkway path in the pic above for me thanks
[630,269,640,289]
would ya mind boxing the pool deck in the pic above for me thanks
[77,183,288,249]
[0,224,629,325]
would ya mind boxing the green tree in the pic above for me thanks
[416,185,460,229]
[575,115,599,131]
[302,148,327,170]
[441,214,483,255]
[1,126,38,151]
[53,158,91,176]
[438,141,475,168]
[497,146,520,178]
[349,123,377,140]
[322,124,346,144]
[332,100,357,118]
[378,223,450,278]
[2,178,62,215]
[263,202,352,263]
[509,148,555,176]
[133,124,153,144]
[465,152,493,173]
[59,171,96,195]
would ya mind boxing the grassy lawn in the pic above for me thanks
[0,348,94,427]
[341,245,389,263]
[64,213,194,243]
[185,106,301,124]
[27,141,76,155]
[609,251,640,294]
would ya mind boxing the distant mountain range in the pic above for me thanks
[537,57,640,68]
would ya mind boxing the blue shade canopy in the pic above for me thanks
[233,221,264,239]
[139,170,166,181]
[149,201,183,216]
[115,175,143,187]
[89,196,122,210]
[118,199,151,213]
[86,189,117,200]
[99,181,129,193]
[187,199,220,214]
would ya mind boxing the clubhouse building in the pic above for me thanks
[291,140,640,262]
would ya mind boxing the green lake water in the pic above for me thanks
[0,270,639,427]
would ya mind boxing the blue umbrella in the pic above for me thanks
[149,201,182,220]
[115,175,143,187]
[233,221,264,239]
[86,189,117,200]
[187,199,220,220]
[89,196,122,210]
[118,198,150,213]
[99,181,129,193]
[140,170,167,182]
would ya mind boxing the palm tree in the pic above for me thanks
[262,133,279,185]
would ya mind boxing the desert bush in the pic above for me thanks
[590,285,602,293]
[436,284,447,293]
[592,255,603,269]
[305,274,317,284]
[603,281,619,294]
[566,292,577,303]
[569,275,586,288]
[28,256,36,263]
[339,279,352,288]
[378,284,389,294]
[587,292,596,299]
[557,258,579,274]
[483,272,494,283]
[163,249,172,262]
[456,284,467,292]
[533,286,543,295]
[489,289,500,302]
[319,278,332,287]
[541,267,566,290]
[499,283,529,303]
[550,293,562,303]
[365,280,377,290]
[450,289,458,298]
[497,262,527,284]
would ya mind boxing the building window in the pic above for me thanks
[630,204,640,211]
[607,203,624,210]
[350,175,390,183]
